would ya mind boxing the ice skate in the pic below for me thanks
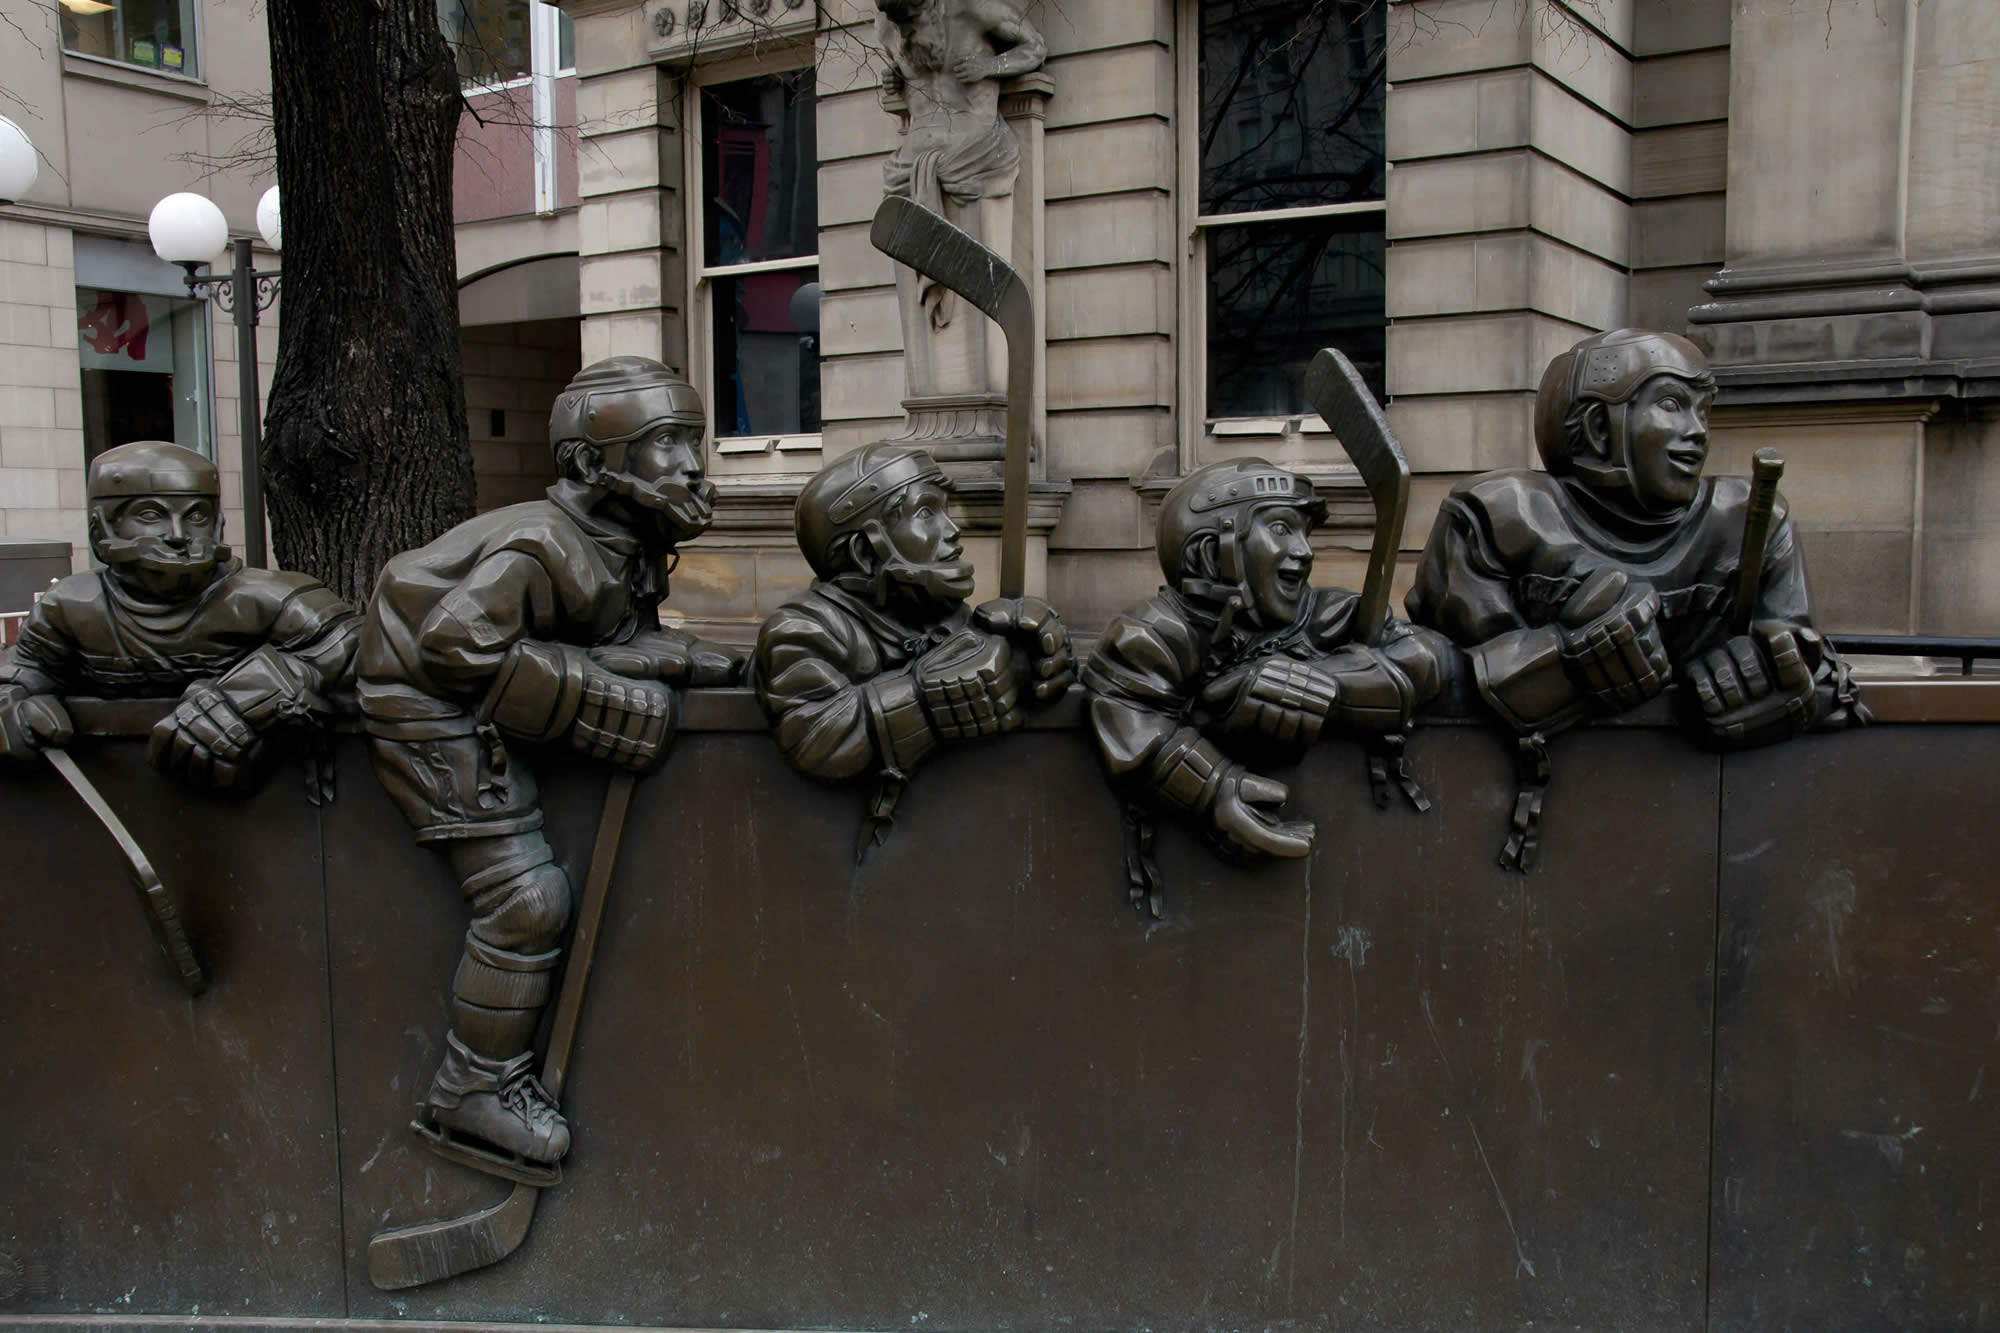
[414,1034,570,1186]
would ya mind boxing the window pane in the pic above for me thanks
[556,6,575,70]
[1206,215,1385,417]
[710,269,820,438]
[439,0,531,85]
[1198,0,1385,215]
[61,0,198,77]
[703,72,818,267]
[76,288,211,465]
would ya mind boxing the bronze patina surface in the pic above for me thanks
[13,702,1990,1328]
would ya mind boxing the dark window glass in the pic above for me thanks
[1198,0,1386,216]
[1206,214,1385,417]
[440,0,532,85]
[557,8,574,70]
[702,72,818,267]
[710,270,821,438]
[61,0,198,77]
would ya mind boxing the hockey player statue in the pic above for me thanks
[1406,327,1869,868]
[356,356,743,1181]
[752,442,1075,856]
[1082,458,1449,900]
[0,440,359,789]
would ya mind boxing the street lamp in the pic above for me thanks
[148,187,283,568]
[0,114,37,205]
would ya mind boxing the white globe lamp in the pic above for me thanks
[148,191,230,266]
[0,114,36,206]
[255,185,282,252]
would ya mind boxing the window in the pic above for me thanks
[696,69,821,463]
[1182,0,1387,442]
[60,0,199,78]
[75,287,212,465]
[439,0,574,88]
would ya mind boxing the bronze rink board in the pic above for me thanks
[0,684,1991,1331]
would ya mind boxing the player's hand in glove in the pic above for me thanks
[913,629,1020,740]
[1683,620,1818,748]
[1210,767,1316,860]
[590,628,746,687]
[0,690,73,760]
[149,684,265,789]
[570,669,676,771]
[1557,567,1671,711]
[971,595,1075,702]
[1200,657,1340,747]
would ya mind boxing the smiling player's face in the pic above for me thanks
[1620,375,1713,513]
[1241,505,1314,627]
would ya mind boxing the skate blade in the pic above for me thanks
[411,1119,563,1188]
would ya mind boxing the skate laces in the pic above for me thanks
[498,1070,562,1132]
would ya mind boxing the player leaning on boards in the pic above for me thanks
[752,442,1076,857]
[1406,328,1870,868]
[1082,457,1451,885]
[0,440,359,788]
[356,356,743,1182]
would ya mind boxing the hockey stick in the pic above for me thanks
[366,770,637,1290]
[44,746,205,997]
[869,195,1034,598]
[1730,449,1785,636]
[1302,348,1410,646]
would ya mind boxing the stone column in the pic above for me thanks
[1687,0,2000,634]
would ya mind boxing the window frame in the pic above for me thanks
[445,0,570,95]
[60,0,204,82]
[681,47,823,478]
[1174,0,1389,471]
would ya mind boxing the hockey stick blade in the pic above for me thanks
[368,1182,538,1291]
[870,196,1035,598]
[366,773,637,1289]
[1303,348,1410,645]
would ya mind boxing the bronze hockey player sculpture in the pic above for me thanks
[752,442,1074,856]
[356,356,741,1184]
[1407,328,1869,868]
[1083,458,1449,903]
[0,440,360,790]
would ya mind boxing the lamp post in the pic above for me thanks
[147,187,283,568]
[0,114,37,206]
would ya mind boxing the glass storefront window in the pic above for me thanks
[60,0,200,78]
[76,287,212,466]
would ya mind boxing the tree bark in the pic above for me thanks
[261,0,474,604]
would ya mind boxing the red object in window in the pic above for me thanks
[79,291,151,360]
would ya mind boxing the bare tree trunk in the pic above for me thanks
[261,0,473,604]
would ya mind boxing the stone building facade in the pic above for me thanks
[550,0,2000,646]
[0,0,278,571]
[6,0,1993,642]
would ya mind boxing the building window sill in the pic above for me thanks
[63,51,212,103]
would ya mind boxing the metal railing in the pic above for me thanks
[1833,635,2000,676]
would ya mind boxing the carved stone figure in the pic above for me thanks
[355,356,743,1182]
[0,440,359,789]
[875,0,1046,456]
[1083,458,1449,883]
[1406,328,1869,865]
[752,442,1073,853]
